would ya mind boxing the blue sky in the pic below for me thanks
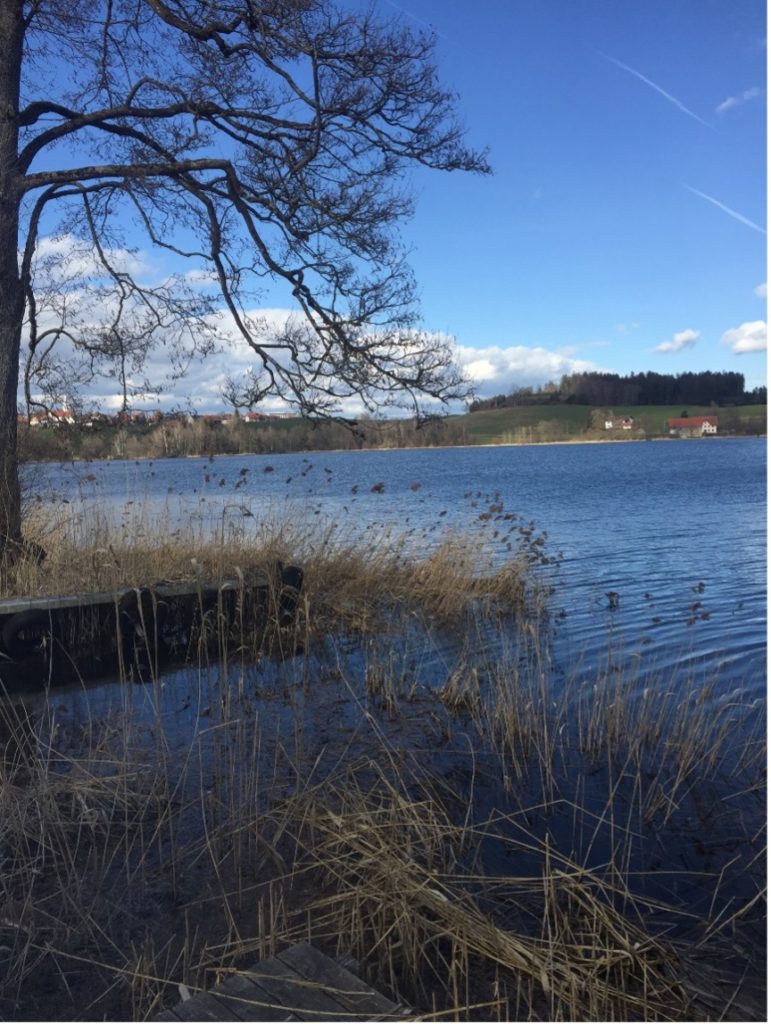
[26,0,767,412]
[382,0,767,394]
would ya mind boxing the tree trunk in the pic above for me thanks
[0,1,25,557]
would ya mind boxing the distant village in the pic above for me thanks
[18,408,297,428]
[20,406,722,439]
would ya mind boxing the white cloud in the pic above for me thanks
[754,282,767,298]
[655,328,700,353]
[88,328,602,412]
[453,343,599,394]
[463,357,498,382]
[716,87,763,114]
[175,316,603,408]
[722,320,767,354]
[20,235,607,413]
[20,279,606,413]
[33,233,150,280]
[183,267,221,287]
[135,308,300,412]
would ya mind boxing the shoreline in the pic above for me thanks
[19,432,764,465]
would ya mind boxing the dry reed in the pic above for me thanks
[0,503,764,1021]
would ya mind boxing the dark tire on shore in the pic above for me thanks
[1,610,55,660]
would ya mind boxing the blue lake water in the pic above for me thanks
[14,436,767,997]
[25,436,766,702]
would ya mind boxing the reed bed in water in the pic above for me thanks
[2,498,544,622]
[0,507,765,1021]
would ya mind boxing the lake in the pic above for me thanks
[7,435,767,1020]
[25,435,767,703]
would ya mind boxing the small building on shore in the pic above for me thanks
[603,415,635,430]
[667,415,718,437]
[26,407,76,427]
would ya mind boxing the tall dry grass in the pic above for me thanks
[3,497,543,619]
[0,505,765,1021]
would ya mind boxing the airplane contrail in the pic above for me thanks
[684,185,766,234]
[600,52,713,129]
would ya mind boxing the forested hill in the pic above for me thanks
[469,371,766,413]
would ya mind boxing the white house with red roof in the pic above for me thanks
[667,415,718,436]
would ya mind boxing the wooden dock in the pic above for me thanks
[0,563,303,689]
[154,942,408,1021]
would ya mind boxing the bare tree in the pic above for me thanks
[222,366,272,417]
[21,229,220,418]
[0,0,489,555]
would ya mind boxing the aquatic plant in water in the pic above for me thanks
[0,502,764,1021]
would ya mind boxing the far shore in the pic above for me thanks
[19,430,765,465]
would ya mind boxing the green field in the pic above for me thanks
[452,403,767,445]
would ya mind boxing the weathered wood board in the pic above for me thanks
[153,942,407,1022]
[0,564,303,689]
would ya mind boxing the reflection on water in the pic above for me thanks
[1,543,765,1018]
[23,436,766,701]
[15,607,766,936]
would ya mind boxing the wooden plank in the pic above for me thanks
[230,956,358,1020]
[153,943,403,1023]
[0,576,268,617]
[204,973,300,1022]
[276,944,406,1019]
[335,952,360,974]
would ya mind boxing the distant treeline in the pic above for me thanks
[19,413,471,462]
[469,371,766,412]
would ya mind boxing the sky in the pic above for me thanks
[384,0,767,397]
[26,0,768,412]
